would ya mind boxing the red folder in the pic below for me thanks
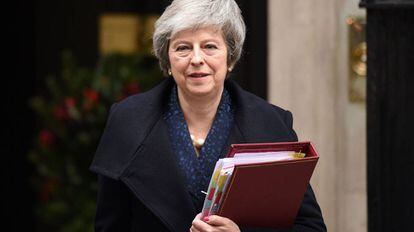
[216,141,319,229]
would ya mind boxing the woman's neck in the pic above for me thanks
[177,88,223,140]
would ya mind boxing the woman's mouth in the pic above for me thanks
[188,72,209,78]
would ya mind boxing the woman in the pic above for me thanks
[90,0,326,231]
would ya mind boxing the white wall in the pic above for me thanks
[267,0,366,231]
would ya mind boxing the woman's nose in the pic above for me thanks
[190,48,204,66]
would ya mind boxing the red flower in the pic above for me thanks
[64,97,76,108]
[53,97,78,121]
[83,88,100,111]
[38,129,55,148]
[123,81,140,96]
[83,88,99,103]
[53,104,69,121]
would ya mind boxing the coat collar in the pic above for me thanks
[91,78,296,231]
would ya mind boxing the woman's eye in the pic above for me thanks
[176,46,190,51]
[205,44,218,49]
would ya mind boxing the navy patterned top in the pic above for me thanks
[164,85,234,210]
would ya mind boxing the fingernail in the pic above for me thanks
[203,216,209,222]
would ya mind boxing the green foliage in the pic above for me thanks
[28,51,163,231]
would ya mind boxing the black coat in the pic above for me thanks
[90,78,327,232]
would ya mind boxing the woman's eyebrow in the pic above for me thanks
[202,39,220,44]
[170,38,222,48]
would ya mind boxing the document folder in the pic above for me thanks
[204,141,319,229]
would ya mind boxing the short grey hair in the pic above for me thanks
[153,0,246,76]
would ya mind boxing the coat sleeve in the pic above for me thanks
[94,175,132,231]
[291,185,327,231]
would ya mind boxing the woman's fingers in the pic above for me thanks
[205,215,240,231]
[192,214,212,231]
[194,213,203,220]
[204,215,226,226]
[190,226,201,232]
[191,214,240,232]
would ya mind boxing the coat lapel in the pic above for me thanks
[121,116,196,232]
[226,79,297,143]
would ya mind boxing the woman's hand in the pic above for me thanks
[190,213,240,232]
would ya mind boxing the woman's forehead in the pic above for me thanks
[170,26,224,42]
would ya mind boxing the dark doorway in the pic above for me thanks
[360,1,414,231]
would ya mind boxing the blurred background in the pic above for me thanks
[8,0,413,231]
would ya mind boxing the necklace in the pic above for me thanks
[190,134,205,149]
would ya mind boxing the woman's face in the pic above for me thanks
[168,26,228,99]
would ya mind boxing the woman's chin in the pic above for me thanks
[185,85,219,98]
